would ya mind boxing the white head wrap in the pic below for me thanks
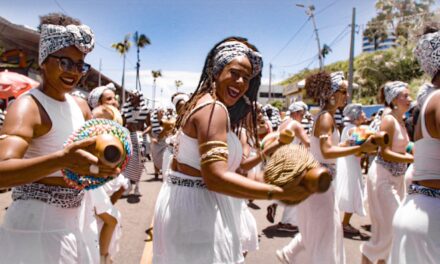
[39,24,95,66]
[88,83,116,109]
[172,93,190,107]
[416,83,436,107]
[343,103,363,122]
[414,30,440,79]
[213,41,263,78]
[384,81,408,105]
[288,101,307,113]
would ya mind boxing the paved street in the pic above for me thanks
[0,161,372,263]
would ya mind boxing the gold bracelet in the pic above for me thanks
[199,140,228,150]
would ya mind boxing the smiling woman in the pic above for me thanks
[0,13,119,264]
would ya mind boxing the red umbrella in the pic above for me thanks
[0,70,39,99]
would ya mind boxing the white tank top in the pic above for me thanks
[174,101,242,172]
[24,89,85,177]
[413,90,440,181]
[310,112,340,164]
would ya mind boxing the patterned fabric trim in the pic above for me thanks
[375,154,407,177]
[321,163,336,179]
[408,183,440,199]
[167,174,206,189]
[12,183,84,208]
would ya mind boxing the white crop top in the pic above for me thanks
[174,101,242,172]
[413,90,440,181]
[24,89,85,177]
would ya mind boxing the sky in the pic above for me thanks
[2,0,388,107]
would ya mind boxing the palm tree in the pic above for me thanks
[112,34,131,104]
[175,80,183,92]
[133,31,151,91]
[151,70,162,109]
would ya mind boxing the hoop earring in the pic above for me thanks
[329,97,336,106]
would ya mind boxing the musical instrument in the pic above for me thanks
[349,126,389,147]
[62,119,132,190]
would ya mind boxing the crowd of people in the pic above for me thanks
[0,12,439,264]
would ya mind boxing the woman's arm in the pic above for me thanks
[195,103,309,202]
[292,122,310,148]
[379,115,414,163]
[317,113,375,159]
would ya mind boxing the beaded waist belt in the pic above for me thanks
[321,163,336,179]
[408,183,440,199]
[375,154,407,177]
[167,173,206,189]
[12,183,84,208]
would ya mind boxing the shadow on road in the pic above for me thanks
[145,177,163,182]
[124,194,141,204]
[262,225,298,239]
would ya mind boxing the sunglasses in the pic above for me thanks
[49,55,91,74]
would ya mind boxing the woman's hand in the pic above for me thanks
[60,137,120,178]
[359,136,377,153]
[277,180,311,203]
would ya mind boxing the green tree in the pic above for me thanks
[133,32,151,91]
[151,70,162,109]
[175,80,183,92]
[112,34,131,103]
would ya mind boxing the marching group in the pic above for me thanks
[0,12,439,264]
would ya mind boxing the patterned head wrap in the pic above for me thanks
[343,103,363,122]
[384,81,408,105]
[414,30,440,79]
[288,101,307,113]
[330,71,346,93]
[416,83,436,107]
[39,24,95,65]
[212,41,263,78]
[88,83,116,109]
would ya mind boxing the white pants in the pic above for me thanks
[282,184,345,264]
[360,161,405,262]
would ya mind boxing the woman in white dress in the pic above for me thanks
[153,37,310,264]
[0,13,119,263]
[360,81,414,264]
[389,24,440,264]
[336,103,367,235]
[277,71,376,264]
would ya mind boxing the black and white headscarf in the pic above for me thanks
[384,81,408,105]
[121,91,150,123]
[414,30,440,79]
[87,83,115,109]
[39,24,95,65]
[343,103,363,122]
[212,41,263,78]
[0,109,5,130]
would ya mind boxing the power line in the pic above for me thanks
[53,0,69,15]
[315,0,339,15]
[270,17,311,63]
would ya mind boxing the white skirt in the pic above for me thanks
[238,199,259,252]
[389,193,440,264]
[361,161,405,262]
[335,154,366,216]
[0,199,94,264]
[153,170,244,264]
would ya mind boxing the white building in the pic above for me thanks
[257,84,285,105]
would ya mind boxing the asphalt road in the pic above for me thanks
[0,161,372,263]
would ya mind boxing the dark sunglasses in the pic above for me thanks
[48,55,91,74]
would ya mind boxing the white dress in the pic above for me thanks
[282,112,345,264]
[335,123,366,216]
[153,101,245,264]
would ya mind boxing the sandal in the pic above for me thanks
[343,224,360,235]
[266,203,277,223]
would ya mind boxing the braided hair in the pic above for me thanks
[175,36,262,144]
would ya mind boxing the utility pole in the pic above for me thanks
[297,4,323,70]
[98,59,102,86]
[348,7,356,103]
[268,63,272,103]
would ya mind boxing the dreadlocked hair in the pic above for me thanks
[175,36,261,144]
[39,13,81,31]
[305,71,332,105]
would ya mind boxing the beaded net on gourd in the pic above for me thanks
[62,119,132,190]
[264,144,319,187]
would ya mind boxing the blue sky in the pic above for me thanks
[2,0,392,106]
